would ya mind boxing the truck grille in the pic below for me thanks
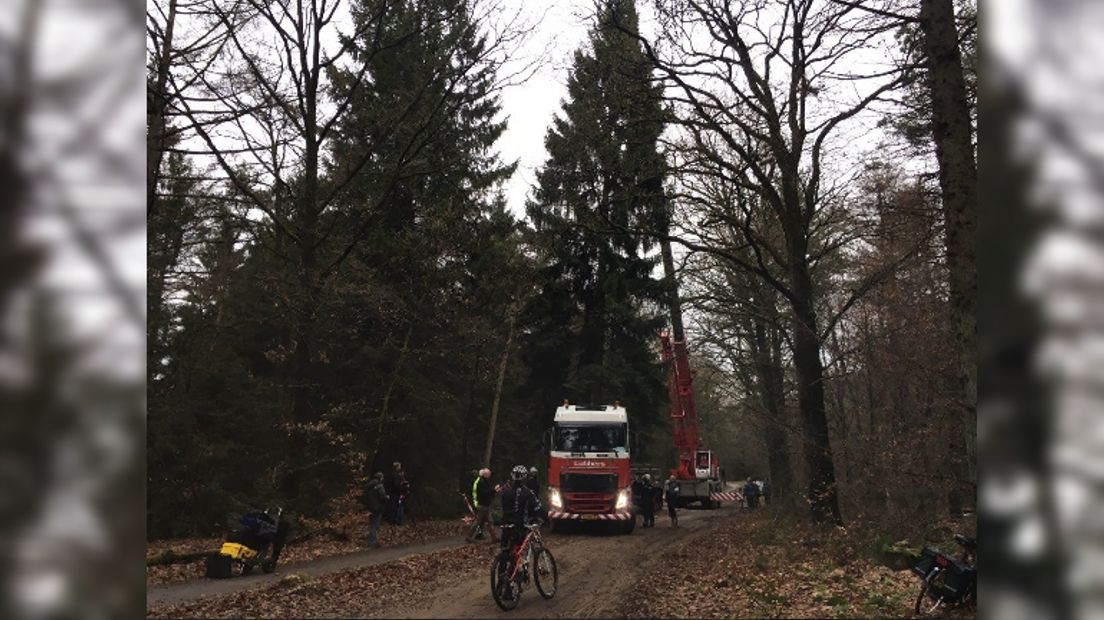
[564,492,616,512]
[561,473,617,493]
[561,473,618,513]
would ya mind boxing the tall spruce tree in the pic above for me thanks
[523,0,667,427]
[322,0,519,497]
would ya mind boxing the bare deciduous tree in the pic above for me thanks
[612,0,916,523]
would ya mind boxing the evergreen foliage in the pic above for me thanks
[522,0,668,445]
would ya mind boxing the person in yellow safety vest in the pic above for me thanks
[467,468,498,542]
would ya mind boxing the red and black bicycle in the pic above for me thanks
[490,521,557,611]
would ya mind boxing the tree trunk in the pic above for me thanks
[147,0,177,217]
[483,310,519,468]
[369,322,415,468]
[282,237,319,506]
[748,277,795,510]
[919,0,977,495]
[283,38,324,505]
[789,256,843,525]
[660,237,686,341]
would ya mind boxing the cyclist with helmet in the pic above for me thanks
[498,465,544,551]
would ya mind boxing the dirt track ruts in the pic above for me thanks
[384,503,738,619]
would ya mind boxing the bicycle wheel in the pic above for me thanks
[914,570,947,615]
[491,551,521,611]
[534,547,558,599]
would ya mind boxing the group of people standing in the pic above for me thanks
[632,473,683,527]
[363,461,411,547]
[743,476,768,509]
[467,465,545,550]
[466,465,542,544]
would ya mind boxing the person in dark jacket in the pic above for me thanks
[743,477,761,510]
[467,468,498,543]
[385,462,408,525]
[499,465,543,551]
[639,474,657,527]
[665,474,680,527]
[631,474,644,523]
[526,466,540,496]
[365,472,389,547]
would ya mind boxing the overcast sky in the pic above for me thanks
[494,0,656,220]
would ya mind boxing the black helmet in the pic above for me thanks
[511,465,529,481]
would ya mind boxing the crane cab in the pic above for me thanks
[694,450,717,480]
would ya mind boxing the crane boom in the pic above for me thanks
[660,329,701,480]
[658,239,723,506]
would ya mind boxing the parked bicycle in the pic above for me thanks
[912,534,977,614]
[490,521,557,611]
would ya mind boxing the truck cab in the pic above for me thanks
[546,402,635,534]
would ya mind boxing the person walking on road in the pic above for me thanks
[664,474,680,527]
[365,472,389,547]
[640,474,656,527]
[467,468,498,543]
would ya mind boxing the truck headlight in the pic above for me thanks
[549,488,562,509]
[615,489,630,511]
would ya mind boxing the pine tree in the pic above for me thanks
[524,0,667,427]
[321,0,520,503]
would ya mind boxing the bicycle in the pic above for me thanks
[911,534,977,615]
[458,490,489,540]
[490,521,558,611]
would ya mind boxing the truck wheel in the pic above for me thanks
[621,517,635,535]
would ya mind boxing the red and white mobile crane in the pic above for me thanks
[657,237,727,507]
[660,328,724,508]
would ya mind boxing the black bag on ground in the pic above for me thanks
[205,552,233,579]
[912,547,940,578]
[934,556,976,602]
[912,547,976,603]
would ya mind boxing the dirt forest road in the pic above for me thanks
[385,503,738,619]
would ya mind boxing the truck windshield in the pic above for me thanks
[554,423,627,453]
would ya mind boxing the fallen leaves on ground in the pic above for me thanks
[147,515,463,587]
[147,540,496,618]
[617,512,974,619]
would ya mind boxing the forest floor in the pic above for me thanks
[147,515,463,588]
[147,502,974,618]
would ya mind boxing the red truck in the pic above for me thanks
[545,401,635,534]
